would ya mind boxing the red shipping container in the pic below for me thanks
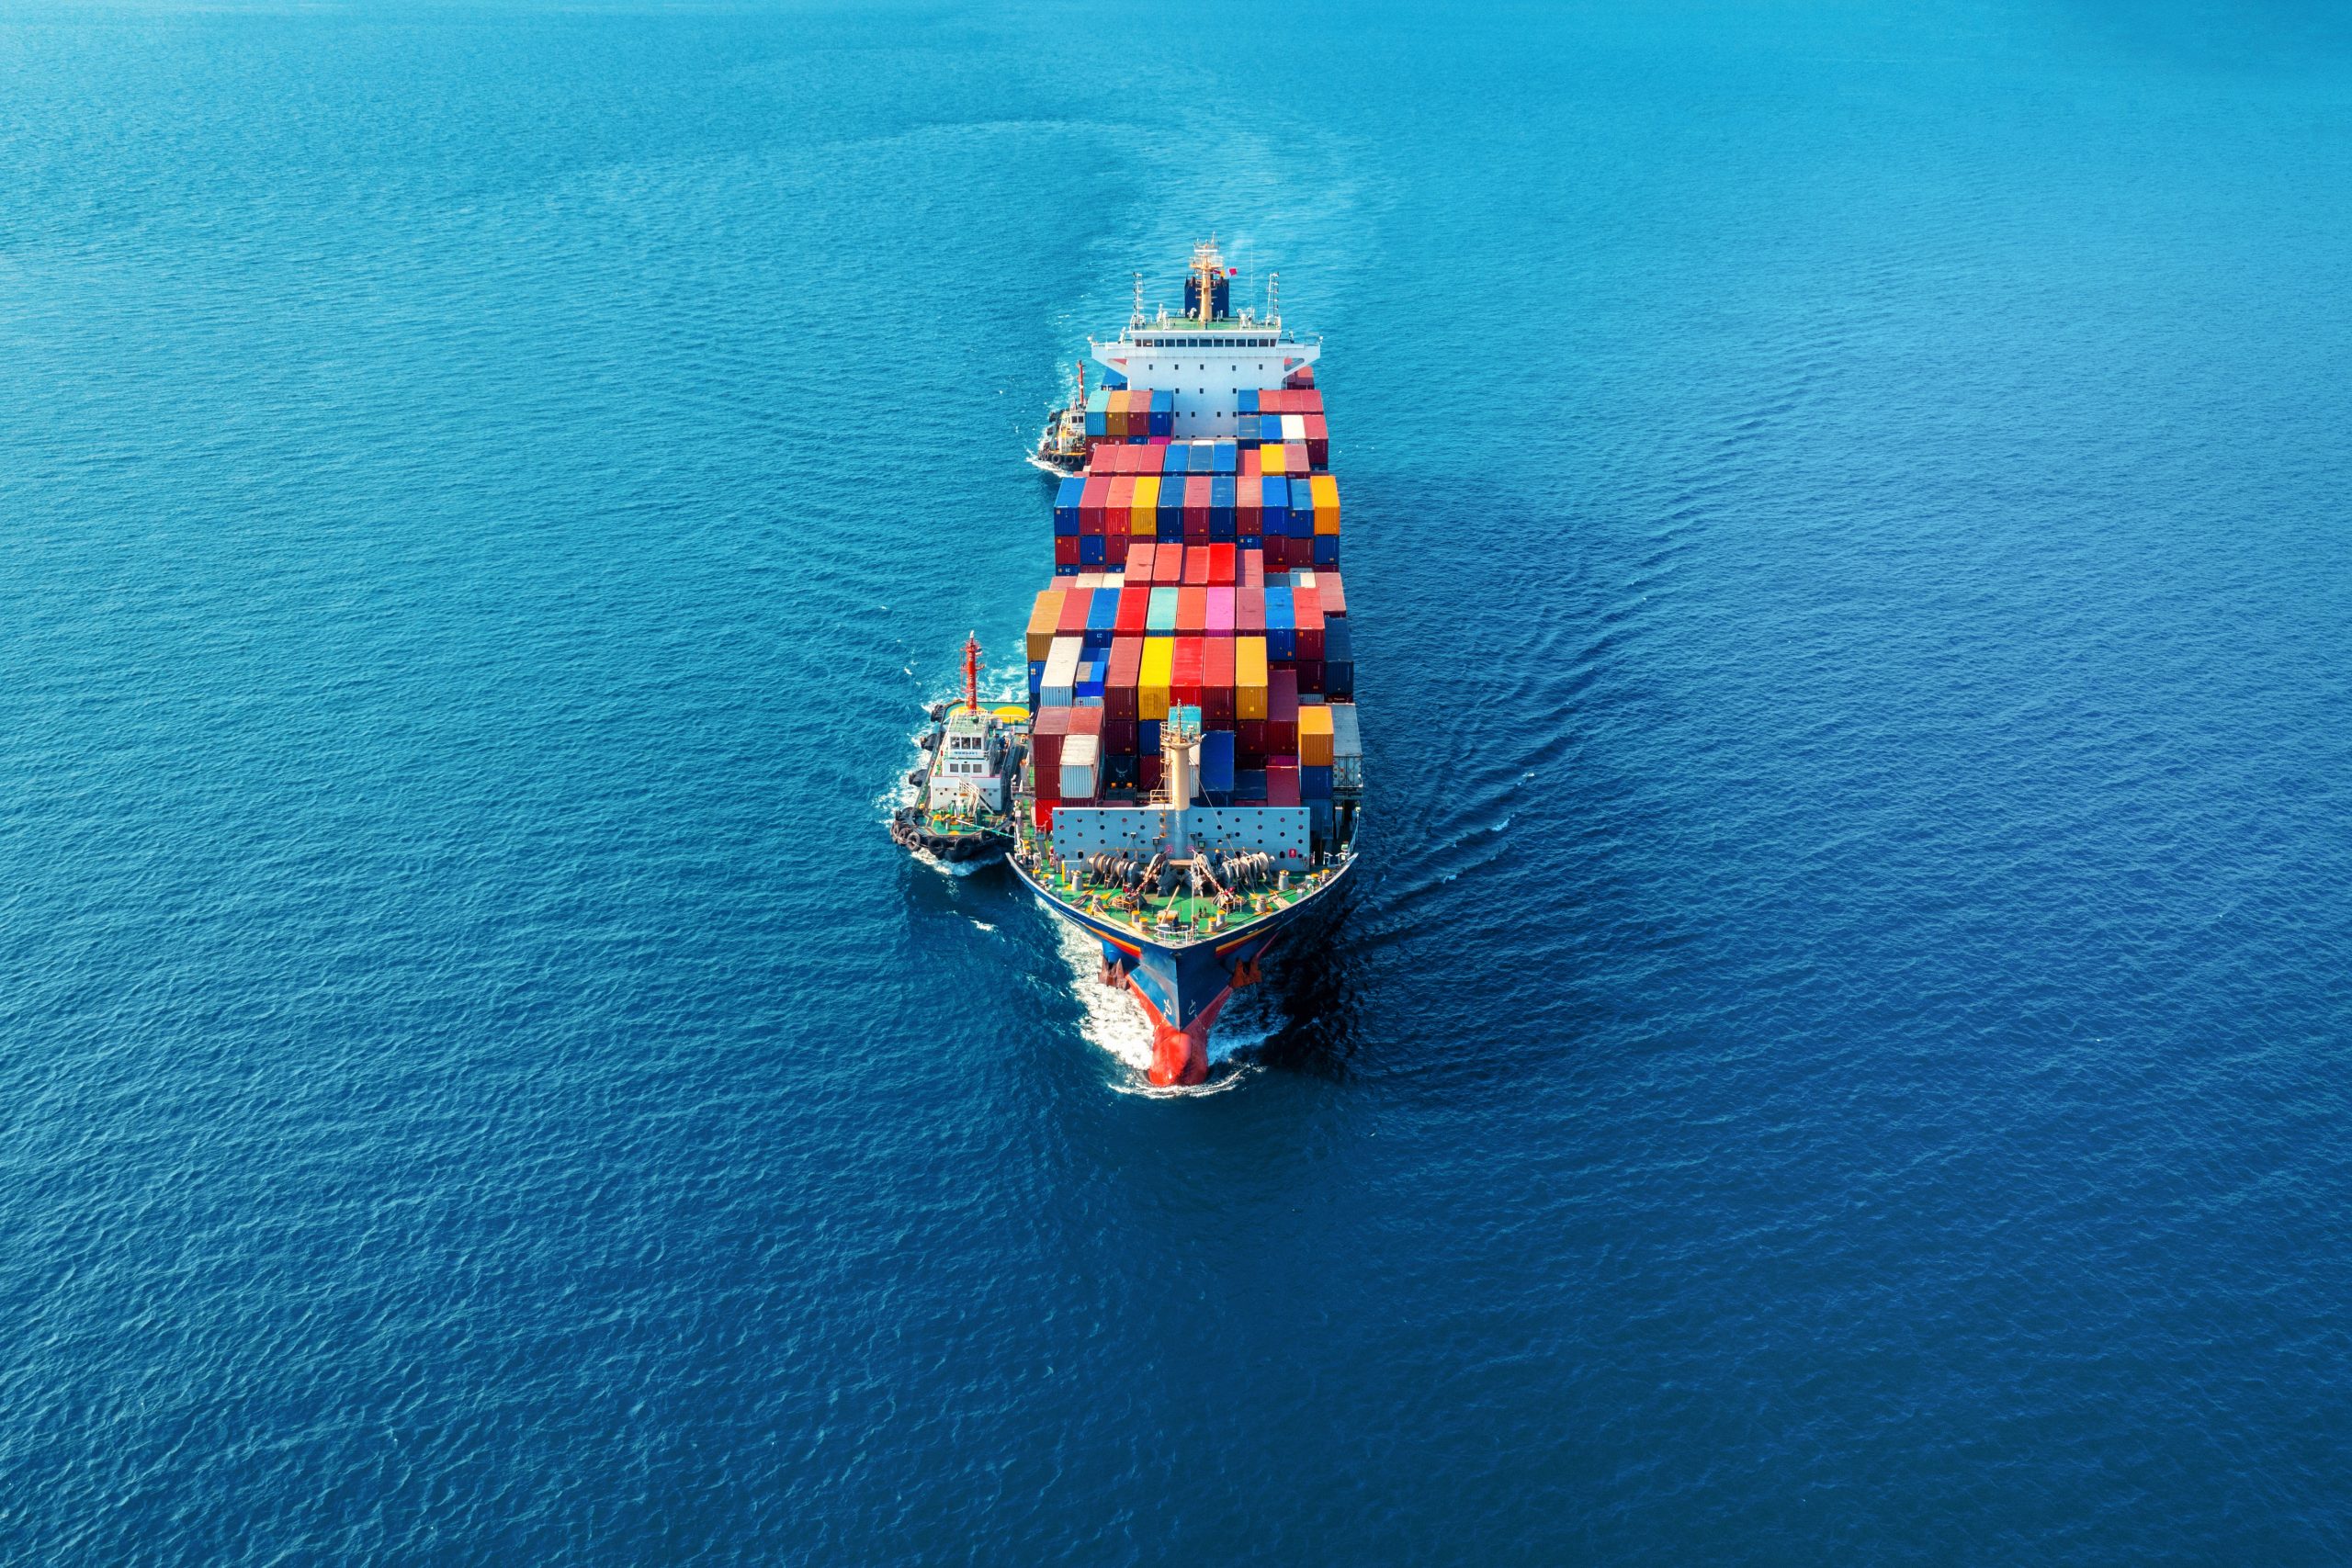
[1057,589,1091,637]
[1105,636,1143,720]
[1317,571,1346,617]
[1306,440,1329,470]
[1105,531,1130,567]
[1204,637,1237,724]
[1303,414,1328,442]
[1054,536,1080,567]
[1139,755,1163,792]
[1033,706,1072,798]
[1238,719,1267,755]
[1153,545,1184,585]
[1268,668,1299,754]
[1240,446,1262,479]
[1261,389,1287,415]
[1171,637,1205,708]
[1034,800,1056,829]
[1176,586,1207,632]
[1237,483,1261,533]
[1069,704,1104,737]
[1182,549,1212,587]
[1265,757,1301,807]
[1261,536,1289,570]
[1237,586,1265,633]
[1080,476,1110,535]
[1183,475,1211,542]
[1115,585,1150,636]
[1107,475,1136,526]
[1126,542,1156,582]
[1291,659,1325,695]
[1295,585,1325,661]
[1208,543,1237,585]
[1241,549,1265,590]
[1105,717,1137,755]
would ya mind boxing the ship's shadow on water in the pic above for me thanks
[1233,886,1369,1082]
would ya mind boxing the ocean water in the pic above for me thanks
[5,0,2352,1560]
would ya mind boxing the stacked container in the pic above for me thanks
[1029,370,1357,829]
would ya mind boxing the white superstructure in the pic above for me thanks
[1090,240,1320,439]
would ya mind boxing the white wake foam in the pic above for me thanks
[1047,912,1267,1096]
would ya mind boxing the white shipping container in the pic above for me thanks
[1281,413,1307,442]
[1059,733,1101,799]
[1041,637,1084,708]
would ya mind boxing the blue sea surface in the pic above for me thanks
[6,0,2352,1561]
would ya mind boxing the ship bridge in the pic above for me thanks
[1091,240,1320,439]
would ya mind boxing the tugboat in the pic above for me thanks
[890,635,1025,864]
[1028,359,1092,477]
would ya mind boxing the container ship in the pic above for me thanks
[903,241,1361,1086]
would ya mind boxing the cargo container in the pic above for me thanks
[1299,704,1335,768]
[1206,585,1235,635]
[1236,635,1269,718]
[1145,585,1178,634]
[1026,588,1065,660]
[1323,616,1354,699]
[1060,733,1101,801]
[1138,637,1173,721]
[1204,637,1237,725]
[1105,636,1143,721]
[1170,636,1205,709]
[1330,702,1363,792]
[1295,584,1325,661]
[1176,585,1207,633]
[1265,584,1295,660]
[1268,666,1300,754]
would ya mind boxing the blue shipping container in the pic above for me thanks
[1238,389,1259,414]
[1054,562,1080,577]
[1084,587,1118,645]
[1162,443,1191,476]
[1198,730,1236,792]
[1236,768,1268,801]
[1211,440,1238,474]
[1079,535,1106,566]
[1301,765,1333,800]
[1139,718,1161,754]
[1265,586,1295,660]
[1313,536,1340,568]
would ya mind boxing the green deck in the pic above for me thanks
[1022,819,1335,941]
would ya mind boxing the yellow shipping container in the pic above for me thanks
[1139,636,1175,721]
[1131,475,1161,536]
[1026,589,1066,661]
[1299,703,1335,766]
[1261,444,1290,477]
[1311,475,1341,536]
[1235,636,1269,719]
[1106,388,1129,439]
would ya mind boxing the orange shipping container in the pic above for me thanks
[1299,704,1335,767]
[1026,588,1066,661]
[1236,637,1269,719]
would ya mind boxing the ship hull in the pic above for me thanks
[1012,851,1354,1085]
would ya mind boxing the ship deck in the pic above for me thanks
[1021,825,1348,947]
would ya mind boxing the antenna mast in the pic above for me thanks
[1131,273,1145,328]
[1265,271,1280,329]
[962,633,981,713]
